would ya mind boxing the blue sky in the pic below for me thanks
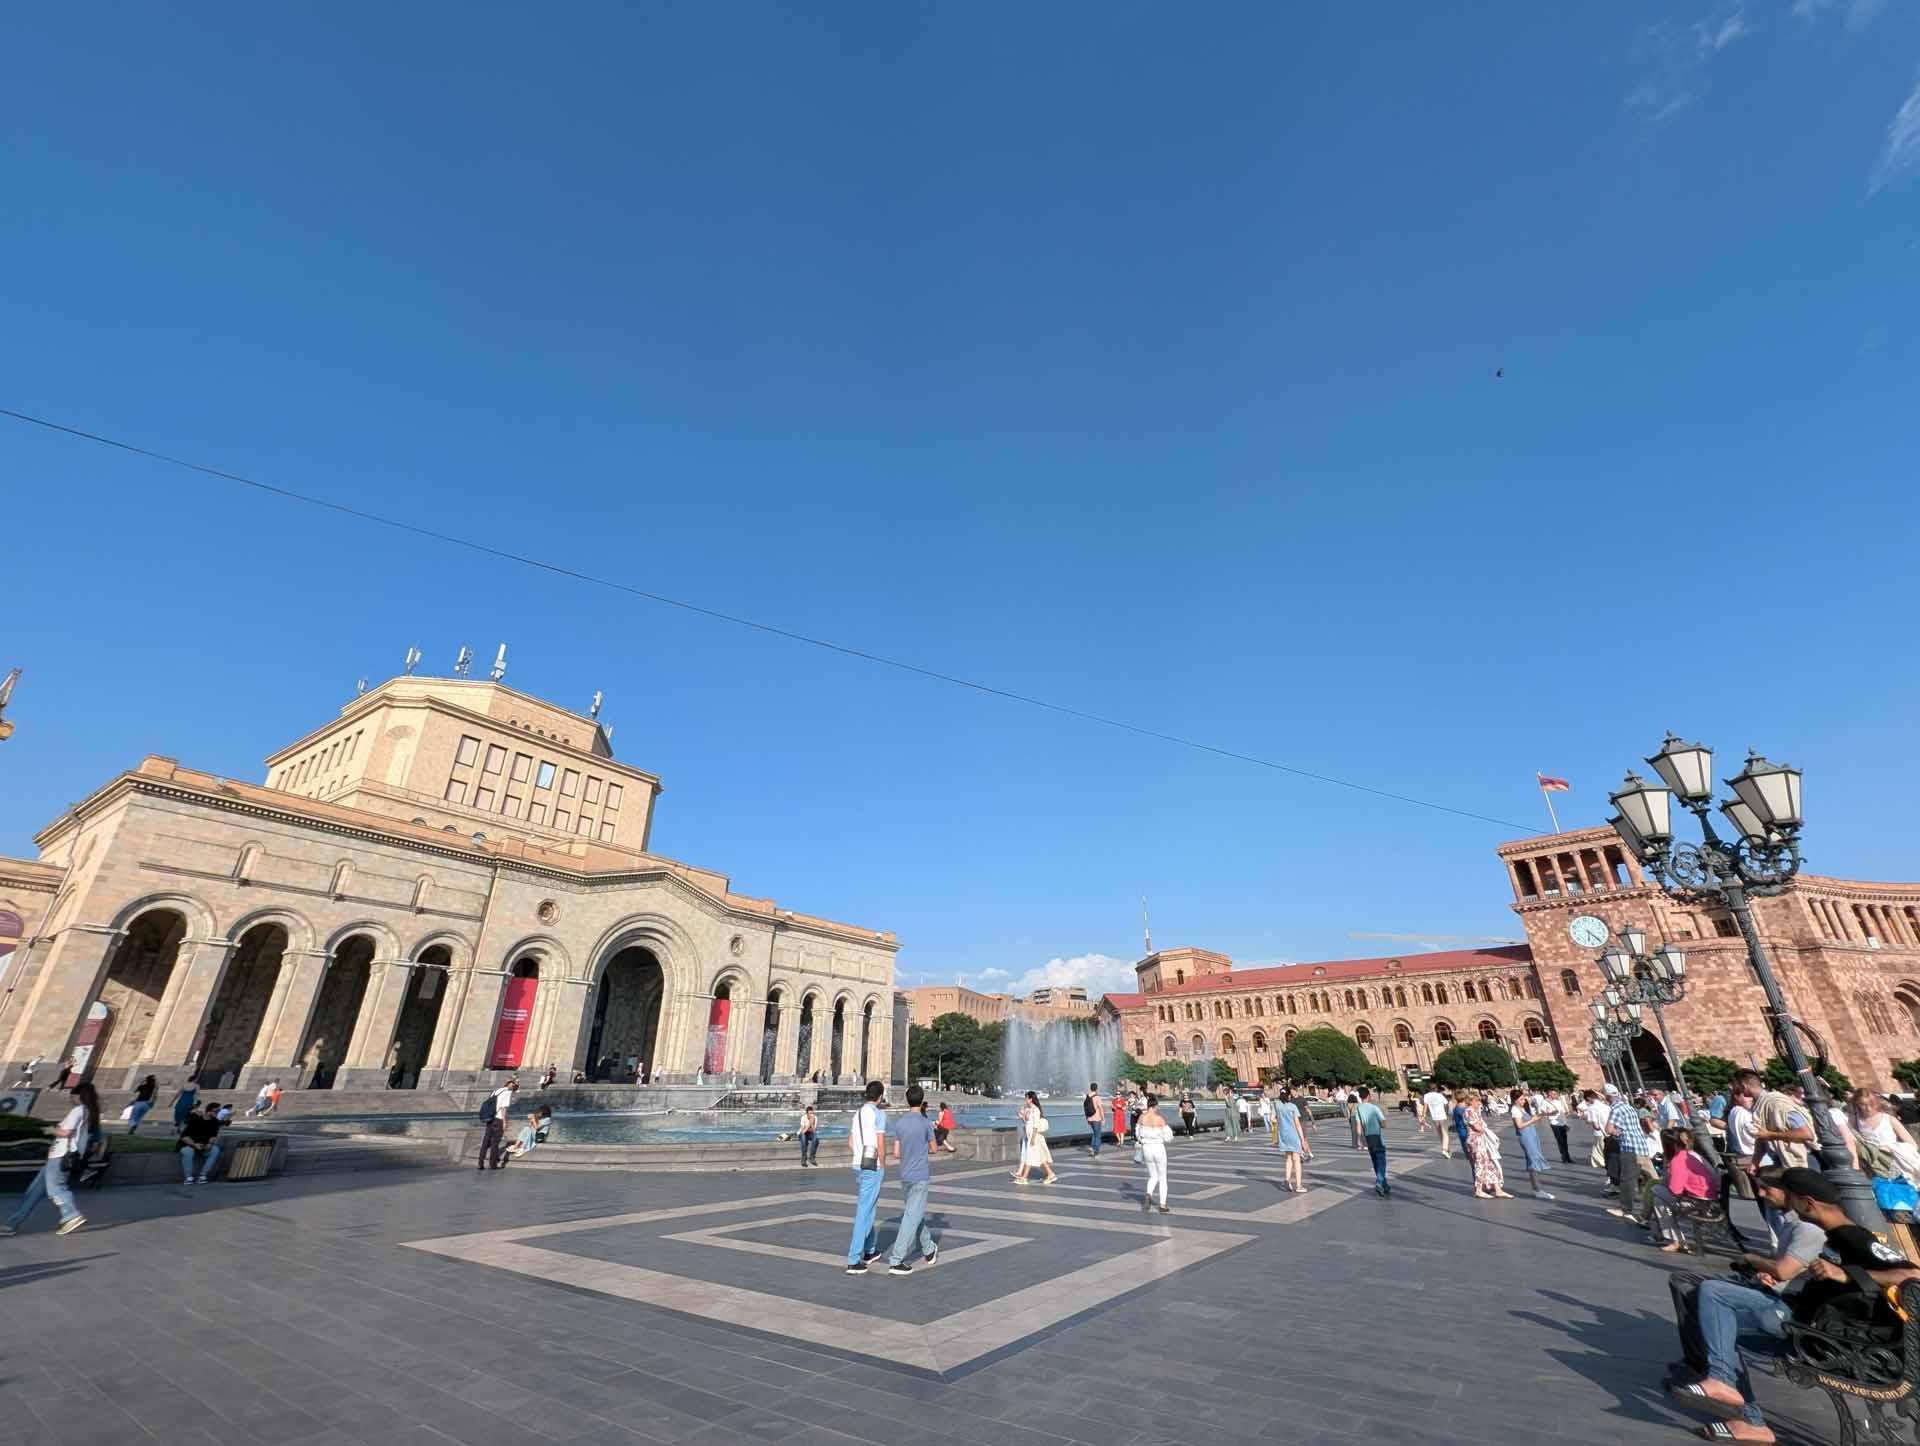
[3,3,1917,999]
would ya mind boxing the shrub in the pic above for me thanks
[1432,1041,1518,1089]
[1362,1065,1402,1095]
[1677,1054,1738,1099]
[1892,1060,1920,1092]
[1281,1027,1371,1087]
[1762,1055,1851,1096]
[1515,1059,1577,1093]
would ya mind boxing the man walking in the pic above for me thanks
[1605,1085,1658,1224]
[886,1086,938,1275]
[1220,1085,1239,1142]
[476,1076,517,1171]
[1084,1082,1103,1159]
[844,1080,887,1274]
[1421,1083,1451,1156]
[1545,1089,1573,1164]
[1355,1086,1390,1197]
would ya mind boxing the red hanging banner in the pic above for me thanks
[704,997,730,1074]
[489,977,538,1069]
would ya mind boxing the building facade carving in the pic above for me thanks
[0,676,897,1092]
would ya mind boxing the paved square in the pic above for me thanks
[0,1117,1860,1446]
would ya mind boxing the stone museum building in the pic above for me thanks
[0,674,897,1092]
[1103,828,1920,1093]
[903,983,1096,1029]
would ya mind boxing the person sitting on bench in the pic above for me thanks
[1666,1168,1920,1441]
[178,1103,222,1186]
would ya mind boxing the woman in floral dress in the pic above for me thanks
[1466,1092,1514,1199]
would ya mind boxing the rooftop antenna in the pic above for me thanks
[453,645,473,678]
[489,643,507,682]
[603,724,615,744]
[0,666,18,742]
[355,677,368,696]
[403,645,422,676]
[1142,894,1153,956]
[590,690,603,720]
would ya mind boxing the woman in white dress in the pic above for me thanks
[1011,1096,1033,1183]
[1136,1092,1174,1214]
[1018,1090,1057,1185]
[1850,1090,1920,1183]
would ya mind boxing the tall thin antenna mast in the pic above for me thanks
[453,646,473,678]
[1142,895,1153,956]
[489,643,507,682]
[403,646,422,676]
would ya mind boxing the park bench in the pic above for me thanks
[1669,1169,1749,1257]
[1775,1277,1920,1446]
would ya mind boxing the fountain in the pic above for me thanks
[999,1016,1123,1097]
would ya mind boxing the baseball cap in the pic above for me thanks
[1779,1167,1842,1205]
[1603,1084,1619,1096]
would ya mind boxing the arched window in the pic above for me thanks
[1526,976,1541,999]
[1525,1017,1549,1045]
[1434,984,1449,1005]
[1355,988,1369,1009]
[1190,1033,1206,1056]
[1255,997,1265,1017]
[1462,982,1476,1003]
[1289,995,1298,1015]
[1163,1034,1177,1057]
[1508,976,1523,1000]
[1395,986,1408,1008]
[1310,994,1321,1014]
[1479,1020,1500,1041]
[1434,1021,1455,1046]
[1896,987,1920,1034]
[1355,1024,1374,1047]
[1343,989,1356,1010]
[1284,1029,1297,1048]
[1219,1031,1236,1055]
[1421,983,1434,1004]
[1251,1030,1268,1053]
[1321,992,1332,1012]
[1480,979,1494,1001]
[1393,1022,1414,1047]
[1224,999,1235,1019]
[1560,969,1581,997]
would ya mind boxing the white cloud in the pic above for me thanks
[1002,952,1139,998]
[1872,71,1920,193]
[1626,3,1748,124]
[1346,931,1521,952]
[1793,0,1885,30]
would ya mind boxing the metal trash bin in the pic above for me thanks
[223,1138,276,1182]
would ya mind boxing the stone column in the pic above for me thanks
[0,924,125,1076]
[725,994,761,1079]
[137,937,239,1087]
[441,966,509,1085]
[773,1002,798,1082]
[243,947,334,1087]
[333,957,410,1089]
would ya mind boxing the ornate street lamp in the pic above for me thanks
[1596,929,1718,1163]
[1609,737,1879,1228]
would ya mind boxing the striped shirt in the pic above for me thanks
[1610,1100,1654,1156]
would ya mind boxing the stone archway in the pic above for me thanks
[197,922,288,1088]
[1630,1030,1676,1089]
[389,945,452,1088]
[585,946,664,1082]
[297,935,375,1089]
[704,978,734,1076]
[90,908,189,1077]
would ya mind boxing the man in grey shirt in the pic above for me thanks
[1664,1167,1825,1381]
[886,1085,939,1276]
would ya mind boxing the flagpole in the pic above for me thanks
[1540,784,1561,835]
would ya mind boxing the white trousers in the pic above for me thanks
[1142,1141,1168,1206]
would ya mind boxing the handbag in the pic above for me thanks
[857,1108,878,1172]
[1133,1143,1144,1164]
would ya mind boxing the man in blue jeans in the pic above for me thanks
[1668,1169,1920,1439]
[1355,1086,1389,1197]
[1083,1083,1102,1159]
[887,1085,939,1275]
[844,1080,888,1274]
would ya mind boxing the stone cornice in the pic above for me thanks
[48,769,895,954]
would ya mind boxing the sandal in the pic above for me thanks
[1693,1425,1771,1442]
[1666,1382,1745,1421]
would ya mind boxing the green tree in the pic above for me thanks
[1516,1059,1577,1093]
[1363,1065,1402,1095]
[1148,1059,1194,1087]
[1677,1054,1738,1099]
[1432,1040,1518,1089]
[1207,1058,1237,1088]
[1762,1055,1851,1095]
[1112,1050,1149,1085]
[1282,1027,1371,1086]
[908,1013,981,1083]
[1893,1060,1920,1092]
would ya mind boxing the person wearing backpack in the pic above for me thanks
[476,1077,517,1171]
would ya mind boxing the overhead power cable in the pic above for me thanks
[1,404,1537,832]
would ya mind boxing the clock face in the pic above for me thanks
[1568,915,1609,950]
